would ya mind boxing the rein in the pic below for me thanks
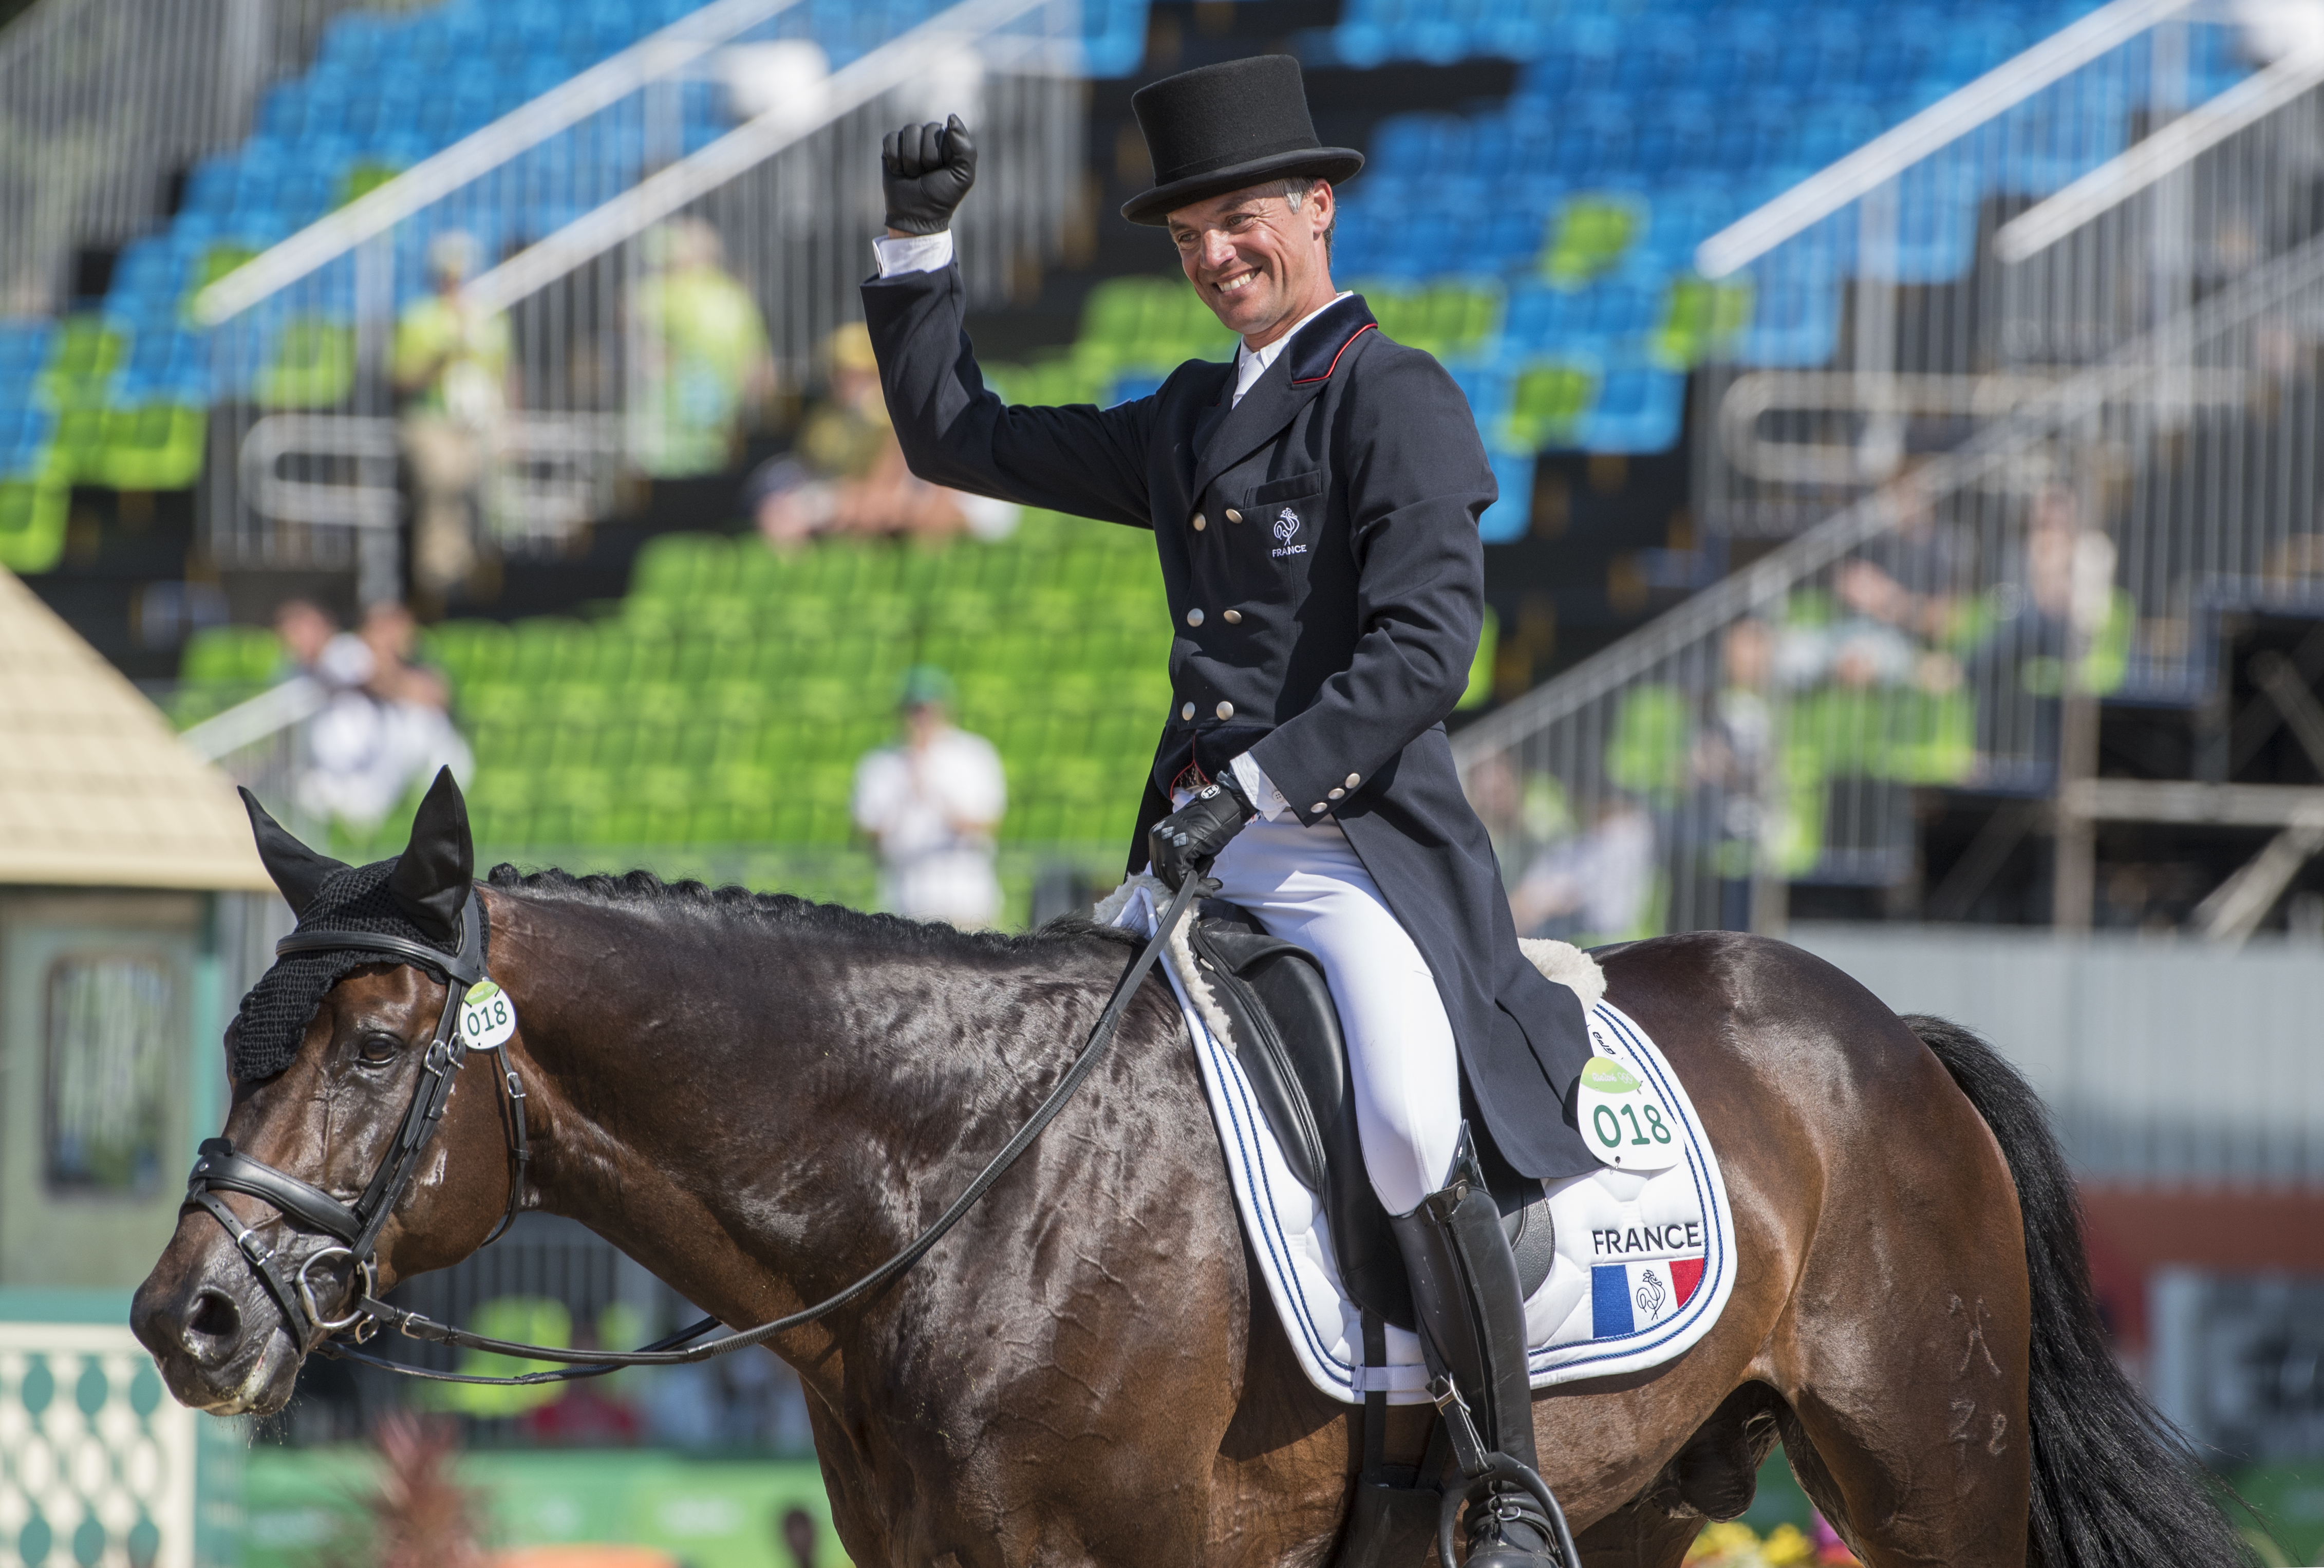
[183,874,1204,1386]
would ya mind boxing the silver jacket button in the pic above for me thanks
[1180,702,1195,720]
[1310,802,1328,813]
[1223,609,1242,624]
[1225,508,1243,524]
[1192,512,1206,530]
[1328,788,1344,800]
[1186,608,1204,627]
[1346,773,1361,788]
[1215,700,1234,720]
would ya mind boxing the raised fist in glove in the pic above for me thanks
[882,114,977,236]
[1149,780,1253,892]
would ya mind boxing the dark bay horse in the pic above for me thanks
[134,793,2251,1567]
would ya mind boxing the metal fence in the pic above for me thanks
[1788,922,2324,1188]
[1454,1,2324,936]
[0,0,400,318]
[189,0,1086,606]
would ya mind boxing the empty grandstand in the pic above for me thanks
[11,2,2324,1563]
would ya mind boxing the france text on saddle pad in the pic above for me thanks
[1109,883,1737,1405]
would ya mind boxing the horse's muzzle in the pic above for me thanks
[132,1220,305,1415]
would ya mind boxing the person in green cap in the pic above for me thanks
[850,665,1006,925]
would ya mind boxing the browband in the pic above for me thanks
[275,901,485,989]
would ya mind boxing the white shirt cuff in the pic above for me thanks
[872,230,955,277]
[1229,752,1294,822]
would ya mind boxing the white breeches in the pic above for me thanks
[1195,813,1465,1217]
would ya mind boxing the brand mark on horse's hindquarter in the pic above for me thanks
[1950,1293,2002,1377]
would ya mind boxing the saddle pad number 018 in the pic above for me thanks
[1111,881,1736,1404]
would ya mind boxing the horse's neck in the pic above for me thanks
[494,891,1055,1342]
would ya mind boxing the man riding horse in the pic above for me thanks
[865,54,1599,1567]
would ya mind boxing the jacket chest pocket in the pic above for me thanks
[1246,471,1322,571]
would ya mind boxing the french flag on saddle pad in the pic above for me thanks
[1591,1256,1707,1339]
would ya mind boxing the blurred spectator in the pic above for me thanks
[1507,796,1657,943]
[272,597,340,680]
[641,1354,812,1452]
[296,602,472,831]
[746,325,1016,547]
[1694,618,1778,929]
[1966,483,2122,773]
[1837,466,1967,643]
[851,665,1006,926]
[779,1506,820,1568]
[1466,753,1573,894]
[392,231,512,603]
[627,218,776,478]
[1777,470,1967,697]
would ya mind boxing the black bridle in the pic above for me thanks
[184,886,533,1352]
[181,873,1202,1387]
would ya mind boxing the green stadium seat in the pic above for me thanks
[0,480,66,581]
[1498,359,1601,451]
[1358,279,1506,362]
[92,404,205,490]
[254,319,355,408]
[182,625,283,683]
[1541,193,1648,288]
[1652,275,1753,369]
[509,617,592,685]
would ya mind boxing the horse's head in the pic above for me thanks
[133,770,520,1414]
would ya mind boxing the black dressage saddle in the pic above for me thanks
[1187,902,1559,1334]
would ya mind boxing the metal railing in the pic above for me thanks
[1455,208,2324,935]
[1691,0,2280,538]
[0,0,388,316]
[192,0,1086,605]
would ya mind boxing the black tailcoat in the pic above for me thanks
[862,265,1597,1180]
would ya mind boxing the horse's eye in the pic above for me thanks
[353,1032,401,1068]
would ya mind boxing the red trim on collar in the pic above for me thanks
[1291,322,1376,385]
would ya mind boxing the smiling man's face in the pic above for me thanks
[1167,179,1336,350]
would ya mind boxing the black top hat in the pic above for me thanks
[1121,55,1363,227]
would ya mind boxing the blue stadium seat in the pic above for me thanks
[1579,366,1685,453]
[1478,450,1536,543]
[1736,265,1842,367]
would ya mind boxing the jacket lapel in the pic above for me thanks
[1189,294,1377,502]
[1182,366,1235,497]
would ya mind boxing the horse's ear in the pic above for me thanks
[240,788,347,919]
[387,768,475,945]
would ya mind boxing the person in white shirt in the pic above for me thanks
[851,666,1007,926]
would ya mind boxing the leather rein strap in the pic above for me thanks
[189,873,1205,1386]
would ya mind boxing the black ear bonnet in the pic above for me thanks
[229,859,486,1082]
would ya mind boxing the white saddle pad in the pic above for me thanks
[1102,879,1737,1406]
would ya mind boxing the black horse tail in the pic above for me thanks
[1903,1014,2259,1568]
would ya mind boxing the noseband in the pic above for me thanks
[177,872,1205,1387]
[182,886,532,1350]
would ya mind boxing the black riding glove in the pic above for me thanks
[1149,778,1254,892]
[881,114,977,236]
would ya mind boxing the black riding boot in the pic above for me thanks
[1389,1134,1562,1568]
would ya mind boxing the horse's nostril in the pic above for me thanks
[182,1289,243,1364]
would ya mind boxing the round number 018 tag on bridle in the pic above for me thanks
[1577,1051,1682,1172]
[460,980,517,1049]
